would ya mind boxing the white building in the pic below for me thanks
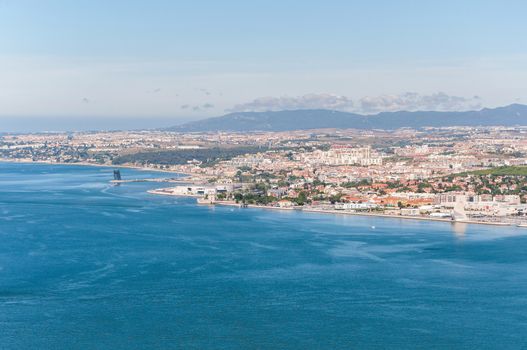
[306,146,383,166]
[335,202,378,210]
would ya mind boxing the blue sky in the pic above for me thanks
[1,0,526,128]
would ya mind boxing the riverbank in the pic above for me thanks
[8,159,516,229]
[147,189,203,197]
[209,200,521,227]
[302,207,514,226]
[0,158,192,177]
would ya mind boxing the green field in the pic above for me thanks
[465,166,527,176]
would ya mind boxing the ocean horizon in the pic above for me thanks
[1,161,527,349]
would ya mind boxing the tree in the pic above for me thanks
[329,193,343,204]
[294,191,308,206]
[233,193,243,203]
[254,182,268,193]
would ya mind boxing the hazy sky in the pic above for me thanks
[1,0,527,130]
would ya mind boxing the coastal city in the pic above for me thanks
[3,126,527,226]
[4,1,527,348]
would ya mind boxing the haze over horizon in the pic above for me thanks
[1,0,527,131]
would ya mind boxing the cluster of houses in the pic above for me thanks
[152,184,527,220]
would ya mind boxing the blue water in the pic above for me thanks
[1,162,527,349]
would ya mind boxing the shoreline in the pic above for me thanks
[210,200,519,228]
[0,158,192,177]
[147,189,202,197]
[147,191,523,228]
[2,159,522,228]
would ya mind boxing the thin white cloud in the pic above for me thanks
[228,92,482,114]
[228,93,354,112]
[358,92,482,113]
[199,88,211,96]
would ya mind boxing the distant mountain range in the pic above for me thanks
[167,104,527,132]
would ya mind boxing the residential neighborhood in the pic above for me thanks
[4,126,527,224]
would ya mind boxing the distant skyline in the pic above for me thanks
[1,0,527,128]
